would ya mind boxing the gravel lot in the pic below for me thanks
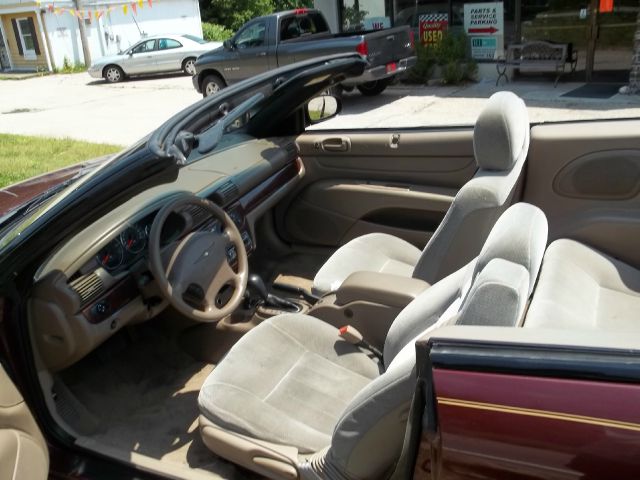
[1,72,640,145]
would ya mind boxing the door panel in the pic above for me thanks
[523,119,640,267]
[418,327,640,480]
[278,129,476,248]
[0,364,48,480]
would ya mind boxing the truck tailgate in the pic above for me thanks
[363,26,413,67]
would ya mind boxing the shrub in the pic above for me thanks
[405,31,477,85]
[405,42,436,83]
[54,57,86,74]
[202,22,233,41]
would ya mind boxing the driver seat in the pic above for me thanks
[198,203,548,479]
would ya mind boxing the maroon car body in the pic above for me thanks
[0,156,111,217]
[410,327,640,479]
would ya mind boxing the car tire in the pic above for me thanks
[103,65,125,83]
[182,57,196,76]
[356,80,389,96]
[202,74,226,97]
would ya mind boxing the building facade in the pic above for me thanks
[315,0,639,81]
[0,0,203,71]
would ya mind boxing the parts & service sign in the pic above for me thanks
[463,2,504,59]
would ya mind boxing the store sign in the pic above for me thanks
[364,16,391,30]
[463,2,504,59]
[418,13,449,47]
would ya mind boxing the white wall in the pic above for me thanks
[43,0,203,66]
[94,0,203,57]
[44,7,83,67]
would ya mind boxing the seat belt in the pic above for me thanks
[387,390,423,480]
[388,340,439,480]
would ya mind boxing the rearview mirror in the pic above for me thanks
[223,39,235,50]
[307,95,340,123]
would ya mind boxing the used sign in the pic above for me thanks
[419,13,449,47]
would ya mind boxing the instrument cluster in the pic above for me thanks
[92,203,227,275]
[95,215,155,272]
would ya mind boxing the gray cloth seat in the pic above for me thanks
[198,313,381,453]
[198,203,548,480]
[525,239,640,331]
[313,91,531,296]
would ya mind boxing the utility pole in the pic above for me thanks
[585,0,598,82]
[73,0,91,65]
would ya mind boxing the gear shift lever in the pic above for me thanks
[247,274,269,303]
[246,273,300,312]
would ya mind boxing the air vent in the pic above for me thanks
[70,273,104,305]
[210,181,239,206]
[181,204,210,228]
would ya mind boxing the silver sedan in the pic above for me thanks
[88,34,222,83]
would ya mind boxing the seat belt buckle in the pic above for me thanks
[339,325,363,345]
[339,325,383,360]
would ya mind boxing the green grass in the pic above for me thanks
[0,134,122,188]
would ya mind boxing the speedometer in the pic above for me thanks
[120,225,146,254]
[97,240,124,271]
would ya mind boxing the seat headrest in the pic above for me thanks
[473,91,530,172]
[473,202,548,295]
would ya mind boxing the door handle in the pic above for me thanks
[321,137,350,152]
[257,51,267,57]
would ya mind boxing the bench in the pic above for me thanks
[496,41,578,87]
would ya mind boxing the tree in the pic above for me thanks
[200,0,313,31]
[200,0,274,31]
[273,0,313,9]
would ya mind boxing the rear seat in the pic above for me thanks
[524,239,640,330]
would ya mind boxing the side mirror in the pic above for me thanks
[307,94,341,123]
[223,39,235,50]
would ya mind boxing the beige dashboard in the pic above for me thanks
[28,136,302,372]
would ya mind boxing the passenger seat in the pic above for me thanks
[525,239,640,330]
[312,91,530,296]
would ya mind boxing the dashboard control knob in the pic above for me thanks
[94,301,110,316]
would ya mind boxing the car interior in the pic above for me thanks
[18,82,640,480]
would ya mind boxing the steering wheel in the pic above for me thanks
[148,194,248,322]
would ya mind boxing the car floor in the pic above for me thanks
[57,323,260,479]
[53,250,328,480]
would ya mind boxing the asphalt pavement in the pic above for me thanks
[1,72,639,146]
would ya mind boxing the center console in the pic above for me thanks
[308,272,431,350]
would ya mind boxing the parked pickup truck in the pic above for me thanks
[192,8,416,97]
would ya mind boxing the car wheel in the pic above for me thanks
[356,80,389,96]
[104,65,124,83]
[202,74,225,97]
[183,58,196,76]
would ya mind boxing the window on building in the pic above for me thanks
[342,0,391,31]
[13,17,39,59]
